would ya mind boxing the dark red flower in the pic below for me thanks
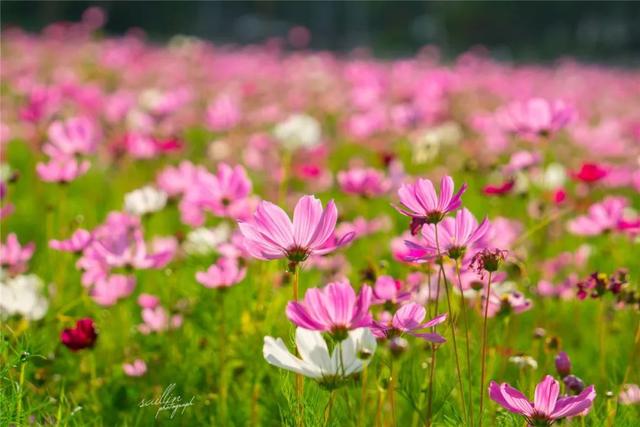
[571,163,608,183]
[61,318,97,351]
[483,179,515,196]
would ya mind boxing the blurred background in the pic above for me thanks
[2,1,640,63]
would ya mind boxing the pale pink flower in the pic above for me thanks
[371,275,411,305]
[409,208,490,260]
[337,167,390,197]
[137,293,160,309]
[49,229,92,252]
[36,156,90,183]
[619,384,640,405]
[489,375,596,424]
[498,98,575,139]
[238,195,354,263]
[396,176,467,234]
[285,279,372,337]
[196,257,246,289]
[206,94,241,131]
[0,233,35,274]
[504,150,541,174]
[138,306,182,334]
[90,274,135,306]
[43,116,98,158]
[567,196,629,236]
[371,303,446,343]
[123,359,147,377]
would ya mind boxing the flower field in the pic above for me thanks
[1,9,639,427]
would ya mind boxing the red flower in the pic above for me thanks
[483,179,515,196]
[61,318,97,351]
[571,163,608,183]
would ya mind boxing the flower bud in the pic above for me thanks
[555,352,571,377]
[389,337,408,358]
[563,375,584,394]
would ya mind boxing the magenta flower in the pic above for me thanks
[196,257,246,289]
[36,156,90,183]
[0,233,35,274]
[571,163,608,184]
[181,163,254,222]
[483,179,515,196]
[498,98,575,139]
[337,167,390,197]
[238,195,354,263]
[396,176,467,234]
[49,229,92,252]
[489,375,596,425]
[408,208,490,260]
[137,293,160,309]
[61,318,98,351]
[285,279,372,339]
[372,302,447,343]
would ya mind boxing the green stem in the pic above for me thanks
[435,227,467,424]
[219,290,227,422]
[455,263,475,427]
[478,271,493,427]
[426,262,442,426]
[16,361,26,424]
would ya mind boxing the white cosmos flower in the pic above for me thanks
[124,185,168,216]
[273,114,321,151]
[182,224,231,256]
[263,327,376,388]
[0,273,48,320]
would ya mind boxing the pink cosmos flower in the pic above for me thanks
[498,98,575,139]
[90,274,135,306]
[0,233,35,274]
[619,384,640,406]
[567,196,629,236]
[396,176,467,234]
[371,275,412,305]
[489,375,596,425]
[137,293,160,309]
[408,208,490,260]
[36,156,90,183]
[504,150,541,174]
[123,359,147,377]
[337,167,390,197]
[483,289,532,317]
[138,306,182,334]
[49,229,92,252]
[196,257,246,289]
[181,163,253,222]
[285,279,372,338]
[43,116,98,158]
[206,94,241,131]
[570,163,608,184]
[372,302,447,343]
[238,195,354,263]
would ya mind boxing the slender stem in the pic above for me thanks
[16,361,26,424]
[323,391,336,427]
[278,150,292,205]
[291,264,304,422]
[219,290,227,421]
[426,262,441,426]
[598,299,607,383]
[622,318,640,385]
[389,360,397,426]
[375,387,383,427]
[435,227,467,424]
[478,271,493,427]
[358,366,368,427]
[455,262,475,427]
